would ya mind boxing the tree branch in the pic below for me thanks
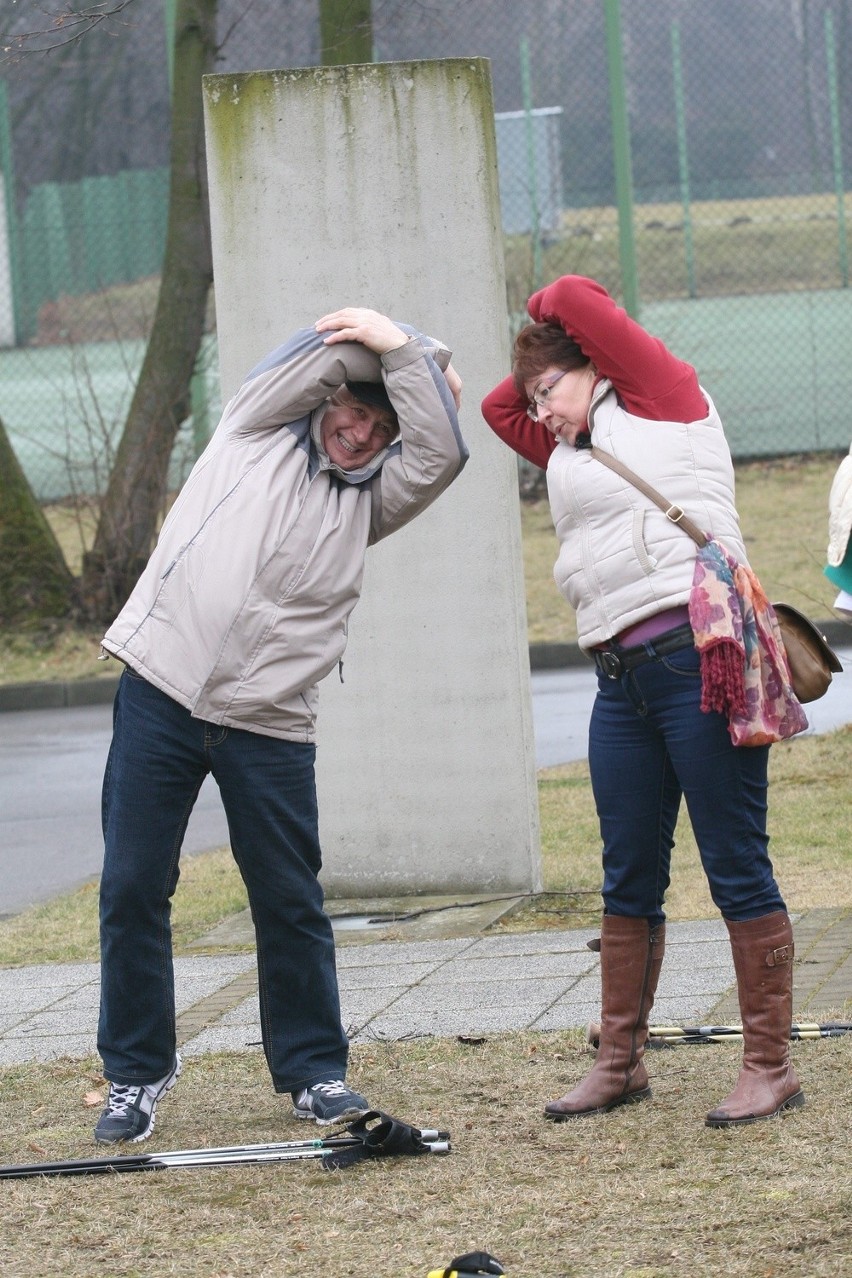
[2,2,137,59]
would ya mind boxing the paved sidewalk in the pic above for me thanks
[1,907,849,1068]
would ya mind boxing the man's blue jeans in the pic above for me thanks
[98,669,349,1092]
[588,644,786,927]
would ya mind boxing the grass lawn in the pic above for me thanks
[1,1034,850,1278]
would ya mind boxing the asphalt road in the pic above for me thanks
[1,653,850,917]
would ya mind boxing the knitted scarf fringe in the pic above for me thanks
[699,638,747,718]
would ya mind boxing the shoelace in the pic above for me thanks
[106,1083,143,1116]
[311,1080,349,1097]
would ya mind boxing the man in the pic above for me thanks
[94,307,466,1143]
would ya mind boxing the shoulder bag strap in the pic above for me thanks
[590,445,709,548]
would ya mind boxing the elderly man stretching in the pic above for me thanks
[94,308,466,1143]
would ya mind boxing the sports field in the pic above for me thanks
[6,186,852,511]
[1,334,220,502]
[4,286,850,505]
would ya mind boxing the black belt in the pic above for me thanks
[593,622,695,680]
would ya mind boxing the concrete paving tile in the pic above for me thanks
[341,988,409,1024]
[334,938,473,969]
[374,977,570,1017]
[664,919,729,944]
[6,1010,96,1038]
[181,1026,266,1057]
[661,940,732,972]
[0,987,88,1015]
[528,1001,602,1031]
[419,951,597,984]
[657,966,735,998]
[354,1006,543,1040]
[208,996,260,1026]
[338,961,437,991]
[173,955,257,978]
[0,962,99,989]
[52,986,101,1011]
[0,907,847,1066]
[0,1035,97,1064]
[466,929,601,958]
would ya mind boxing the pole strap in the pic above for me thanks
[321,1110,451,1169]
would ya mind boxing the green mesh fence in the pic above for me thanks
[0,0,850,506]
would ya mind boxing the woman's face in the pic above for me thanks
[524,363,596,446]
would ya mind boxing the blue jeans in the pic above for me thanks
[588,644,785,927]
[98,669,349,1092]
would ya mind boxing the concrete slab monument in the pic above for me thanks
[202,58,541,895]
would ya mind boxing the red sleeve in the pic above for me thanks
[528,275,706,423]
[481,374,558,470]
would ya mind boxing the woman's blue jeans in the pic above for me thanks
[98,670,349,1092]
[588,644,785,927]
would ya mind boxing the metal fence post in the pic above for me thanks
[824,9,848,289]
[671,20,696,299]
[0,79,21,345]
[520,35,543,292]
[603,0,638,317]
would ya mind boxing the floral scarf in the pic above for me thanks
[688,538,808,746]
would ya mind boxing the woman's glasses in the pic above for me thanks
[526,370,568,421]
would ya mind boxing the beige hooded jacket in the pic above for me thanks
[101,322,467,741]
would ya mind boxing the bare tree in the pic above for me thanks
[80,0,217,619]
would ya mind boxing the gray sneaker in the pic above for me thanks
[94,1054,182,1144]
[291,1079,370,1126]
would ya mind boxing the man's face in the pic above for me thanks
[320,389,398,470]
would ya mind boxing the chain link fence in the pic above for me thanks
[1,0,851,508]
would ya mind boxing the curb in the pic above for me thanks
[1,620,849,714]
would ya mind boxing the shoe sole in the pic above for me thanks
[705,1088,805,1128]
[544,1086,652,1121]
[292,1103,370,1127]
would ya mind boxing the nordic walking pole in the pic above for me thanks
[0,1111,451,1180]
[0,1142,452,1180]
[586,1021,852,1047]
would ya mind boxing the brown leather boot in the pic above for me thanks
[705,911,805,1128]
[544,915,665,1120]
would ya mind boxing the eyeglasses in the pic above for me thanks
[526,370,568,421]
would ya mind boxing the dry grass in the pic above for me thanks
[0,844,247,968]
[1,1036,850,1277]
[504,191,852,312]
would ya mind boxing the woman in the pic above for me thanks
[482,275,803,1128]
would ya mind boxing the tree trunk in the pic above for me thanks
[0,416,75,627]
[80,0,217,622]
[320,0,372,64]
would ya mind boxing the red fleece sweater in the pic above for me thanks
[481,276,707,469]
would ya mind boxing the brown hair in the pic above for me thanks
[512,322,590,394]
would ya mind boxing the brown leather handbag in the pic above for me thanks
[769,603,842,703]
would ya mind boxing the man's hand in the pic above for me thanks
[315,308,409,355]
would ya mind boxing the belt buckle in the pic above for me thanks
[599,651,622,679]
